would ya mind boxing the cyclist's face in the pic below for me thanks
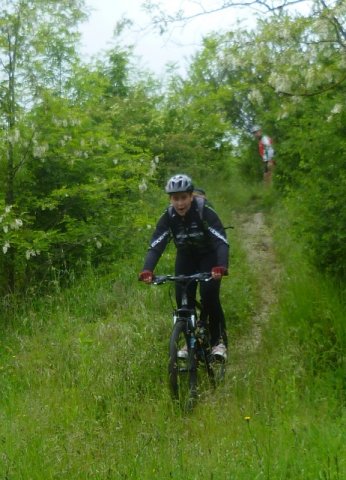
[170,192,193,217]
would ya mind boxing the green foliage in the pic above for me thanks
[159,57,234,176]
[0,26,163,292]
[269,199,346,394]
[0,0,88,292]
[0,82,157,291]
[177,1,346,281]
[275,98,346,278]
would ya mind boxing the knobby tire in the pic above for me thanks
[168,320,197,411]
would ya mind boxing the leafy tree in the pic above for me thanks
[0,0,87,292]
[244,1,346,277]
[1,51,162,292]
[154,0,346,278]
[0,2,165,294]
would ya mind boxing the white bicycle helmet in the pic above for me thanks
[165,174,194,194]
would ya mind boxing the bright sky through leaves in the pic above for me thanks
[79,0,255,75]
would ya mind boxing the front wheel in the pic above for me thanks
[168,320,197,411]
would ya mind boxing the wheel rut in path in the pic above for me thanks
[232,211,282,355]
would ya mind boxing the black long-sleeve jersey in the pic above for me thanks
[143,198,229,272]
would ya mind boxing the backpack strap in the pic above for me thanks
[167,204,174,218]
[195,195,205,221]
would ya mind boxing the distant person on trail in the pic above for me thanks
[251,125,275,184]
[139,173,229,360]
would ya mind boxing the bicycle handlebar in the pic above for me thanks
[152,272,212,285]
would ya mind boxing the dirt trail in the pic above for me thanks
[233,211,281,352]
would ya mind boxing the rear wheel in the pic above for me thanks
[197,333,226,390]
[168,320,197,411]
[200,321,226,387]
[194,342,215,396]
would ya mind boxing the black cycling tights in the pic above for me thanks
[175,252,228,347]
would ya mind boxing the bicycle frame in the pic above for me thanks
[154,272,211,339]
[153,273,218,409]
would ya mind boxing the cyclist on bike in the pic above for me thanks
[139,173,229,359]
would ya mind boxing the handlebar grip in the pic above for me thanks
[152,273,212,284]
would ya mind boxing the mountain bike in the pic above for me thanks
[152,272,226,411]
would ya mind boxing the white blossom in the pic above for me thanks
[70,118,81,126]
[8,129,20,145]
[291,96,303,104]
[327,103,343,122]
[149,159,157,176]
[277,108,289,120]
[25,249,40,260]
[2,242,10,254]
[11,218,23,230]
[33,143,48,158]
[225,55,242,70]
[304,68,316,89]
[247,89,263,105]
[323,70,334,83]
[5,206,12,213]
[3,226,8,233]
[268,73,292,93]
[331,104,342,114]
[279,26,292,42]
[98,138,109,147]
[139,179,148,193]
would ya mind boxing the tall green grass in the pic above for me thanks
[0,177,345,479]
